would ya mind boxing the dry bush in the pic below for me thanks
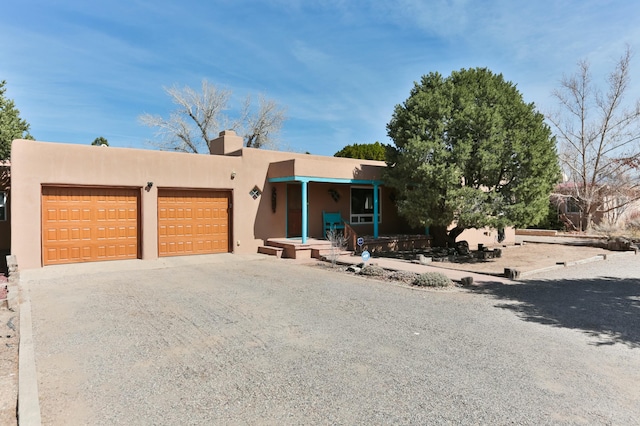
[360,264,386,276]
[412,272,453,287]
[326,227,347,267]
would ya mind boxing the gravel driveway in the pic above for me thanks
[25,255,640,425]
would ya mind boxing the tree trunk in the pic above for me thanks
[584,212,593,232]
[429,225,449,248]
[429,225,465,248]
[448,226,465,247]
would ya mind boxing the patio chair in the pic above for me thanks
[322,211,346,237]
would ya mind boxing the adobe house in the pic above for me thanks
[552,182,640,231]
[0,161,10,273]
[9,131,513,270]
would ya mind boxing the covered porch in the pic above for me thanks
[267,157,385,245]
[268,176,382,244]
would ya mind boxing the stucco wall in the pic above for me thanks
[456,226,516,248]
[12,138,280,269]
[0,166,10,251]
[9,135,398,269]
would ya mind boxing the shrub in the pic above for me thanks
[412,272,453,287]
[388,271,418,283]
[325,227,347,267]
[360,264,385,276]
[593,222,621,238]
[627,218,640,238]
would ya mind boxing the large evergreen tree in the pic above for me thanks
[386,68,560,247]
[0,80,34,160]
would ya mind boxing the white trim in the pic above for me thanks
[0,191,6,221]
[350,186,381,225]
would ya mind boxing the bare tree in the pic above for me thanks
[236,95,287,149]
[548,46,640,230]
[139,79,286,153]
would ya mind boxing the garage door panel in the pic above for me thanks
[96,209,107,221]
[158,189,230,257]
[42,187,139,266]
[70,228,81,240]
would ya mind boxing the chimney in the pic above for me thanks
[209,130,243,156]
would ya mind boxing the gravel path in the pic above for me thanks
[26,256,640,425]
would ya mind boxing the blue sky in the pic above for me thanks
[2,0,639,156]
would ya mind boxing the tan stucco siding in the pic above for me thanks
[10,137,391,269]
[11,139,250,268]
[0,166,10,251]
[265,152,385,180]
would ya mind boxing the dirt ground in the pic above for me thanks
[0,241,628,425]
[425,242,620,277]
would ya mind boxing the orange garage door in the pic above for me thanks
[158,189,230,256]
[42,186,140,266]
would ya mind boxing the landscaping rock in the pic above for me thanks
[504,268,521,280]
[455,241,470,255]
[416,254,432,264]
[607,237,633,251]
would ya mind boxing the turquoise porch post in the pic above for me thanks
[301,180,308,243]
[373,183,379,238]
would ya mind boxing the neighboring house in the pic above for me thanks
[553,182,640,230]
[10,132,513,270]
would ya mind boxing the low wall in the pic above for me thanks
[515,229,559,237]
[359,235,432,254]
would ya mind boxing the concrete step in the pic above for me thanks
[258,246,283,258]
[289,248,312,260]
[259,243,312,259]
[264,239,333,259]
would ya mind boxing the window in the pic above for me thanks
[0,192,6,221]
[350,187,381,224]
[566,198,581,213]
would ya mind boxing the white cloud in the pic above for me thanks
[291,41,333,69]
[375,0,471,37]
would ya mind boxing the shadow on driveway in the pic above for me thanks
[474,277,640,348]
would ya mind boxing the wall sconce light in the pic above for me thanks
[231,171,237,180]
[145,181,153,192]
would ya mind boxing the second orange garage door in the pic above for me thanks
[158,189,231,257]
